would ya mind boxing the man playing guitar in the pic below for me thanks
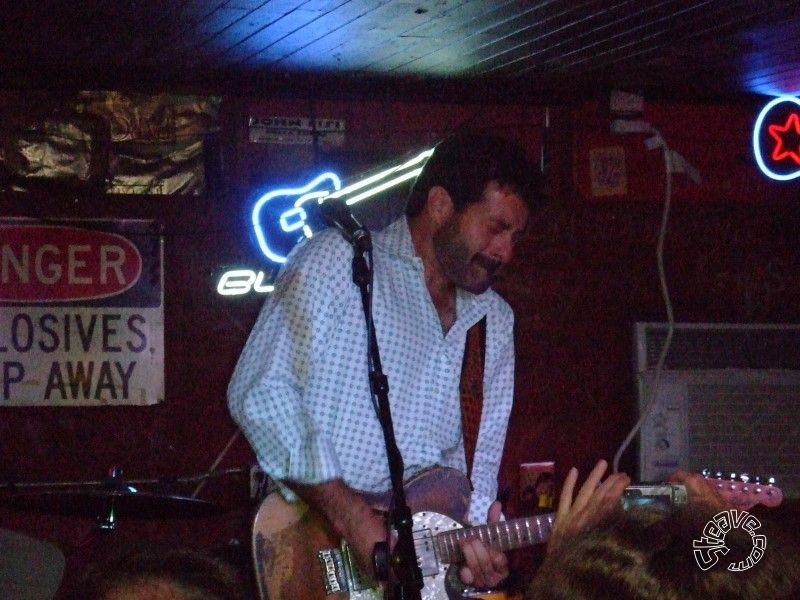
[228,131,545,597]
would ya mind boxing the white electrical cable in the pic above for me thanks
[612,129,676,475]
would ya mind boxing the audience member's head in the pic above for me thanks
[527,504,800,600]
[72,543,244,600]
[0,528,65,600]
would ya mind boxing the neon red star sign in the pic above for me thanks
[768,112,800,164]
[753,96,800,180]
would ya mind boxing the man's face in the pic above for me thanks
[432,181,529,294]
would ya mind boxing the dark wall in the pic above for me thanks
[498,100,799,512]
[1,95,798,596]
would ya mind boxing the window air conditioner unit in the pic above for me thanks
[635,322,800,499]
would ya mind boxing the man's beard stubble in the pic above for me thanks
[432,216,501,295]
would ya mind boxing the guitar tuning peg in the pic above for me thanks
[766,476,778,497]
[729,472,737,481]
[701,468,711,478]
[711,470,724,489]
[738,473,750,492]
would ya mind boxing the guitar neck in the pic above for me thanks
[434,513,556,563]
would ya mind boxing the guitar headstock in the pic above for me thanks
[701,469,784,509]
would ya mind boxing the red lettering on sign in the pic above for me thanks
[0,225,142,302]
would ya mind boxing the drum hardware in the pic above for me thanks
[0,465,252,530]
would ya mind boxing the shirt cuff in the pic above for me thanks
[284,431,343,486]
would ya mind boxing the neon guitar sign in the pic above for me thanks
[252,148,433,265]
[251,172,343,264]
[752,96,800,181]
[217,148,434,296]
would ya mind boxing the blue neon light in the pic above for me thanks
[251,172,342,263]
[248,148,433,267]
[752,96,800,181]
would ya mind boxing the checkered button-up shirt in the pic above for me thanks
[227,217,515,524]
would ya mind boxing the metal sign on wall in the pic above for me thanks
[248,116,345,147]
[0,219,164,406]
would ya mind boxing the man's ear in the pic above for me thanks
[426,185,454,226]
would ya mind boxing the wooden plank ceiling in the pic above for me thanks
[2,1,800,102]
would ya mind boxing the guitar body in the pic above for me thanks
[252,467,474,600]
[253,491,339,600]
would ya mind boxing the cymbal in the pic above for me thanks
[0,489,226,521]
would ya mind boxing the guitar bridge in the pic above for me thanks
[317,548,350,594]
[318,543,378,595]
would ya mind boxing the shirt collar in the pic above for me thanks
[375,216,494,324]
[374,215,417,261]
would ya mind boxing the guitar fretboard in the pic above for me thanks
[434,513,556,563]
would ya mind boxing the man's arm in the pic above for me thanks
[286,479,388,582]
[456,308,515,588]
[228,232,357,490]
[466,309,515,523]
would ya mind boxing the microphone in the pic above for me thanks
[319,199,371,250]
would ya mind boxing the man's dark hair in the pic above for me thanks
[405,131,545,218]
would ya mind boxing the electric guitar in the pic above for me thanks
[252,467,546,600]
[251,467,783,600]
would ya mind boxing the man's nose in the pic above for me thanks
[492,234,514,264]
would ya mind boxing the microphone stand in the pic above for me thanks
[348,232,423,600]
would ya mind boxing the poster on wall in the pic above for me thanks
[0,219,164,406]
[0,91,220,195]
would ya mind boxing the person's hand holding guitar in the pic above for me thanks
[288,479,388,581]
[457,500,509,590]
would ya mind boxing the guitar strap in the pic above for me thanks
[459,316,486,485]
